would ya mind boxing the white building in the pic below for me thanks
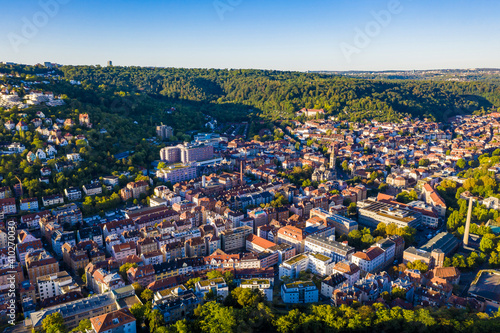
[279,252,335,280]
[351,246,385,274]
[195,277,229,299]
[321,273,348,298]
[304,235,355,262]
[37,271,81,301]
[281,281,319,304]
[331,260,361,286]
[240,278,273,301]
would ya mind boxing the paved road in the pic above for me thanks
[3,323,29,333]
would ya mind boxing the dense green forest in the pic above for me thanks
[56,65,500,122]
[2,64,500,126]
[44,293,500,333]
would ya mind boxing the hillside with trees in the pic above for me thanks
[56,65,500,123]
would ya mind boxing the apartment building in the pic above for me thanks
[127,264,155,287]
[195,277,229,299]
[111,241,137,263]
[27,292,118,330]
[89,309,136,333]
[37,271,81,301]
[26,249,59,283]
[281,281,319,304]
[304,235,355,262]
[156,124,173,139]
[83,182,103,196]
[42,194,64,207]
[160,143,214,164]
[20,197,39,211]
[52,203,83,226]
[103,219,136,238]
[64,187,82,201]
[0,198,17,215]
[246,234,277,253]
[220,226,253,252]
[240,278,273,301]
[52,230,76,256]
[277,225,306,253]
[321,273,348,298]
[351,246,385,274]
[279,252,335,280]
[331,260,361,286]
[156,164,197,183]
[89,269,125,294]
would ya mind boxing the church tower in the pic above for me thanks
[330,146,336,169]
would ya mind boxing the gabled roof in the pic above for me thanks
[90,308,135,333]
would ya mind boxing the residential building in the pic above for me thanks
[422,183,447,217]
[64,187,82,201]
[52,203,83,226]
[246,234,277,253]
[220,226,253,252]
[351,246,385,274]
[279,252,334,280]
[26,292,118,330]
[160,143,214,164]
[26,249,59,283]
[51,230,76,258]
[156,164,197,183]
[281,281,319,304]
[88,309,136,333]
[240,278,273,301]
[0,198,16,215]
[83,183,103,196]
[304,235,355,262]
[153,286,201,323]
[127,264,155,287]
[331,260,360,286]
[156,125,173,140]
[112,241,137,263]
[121,180,148,200]
[20,197,39,211]
[41,194,64,207]
[37,271,81,301]
[321,273,348,298]
[195,277,229,299]
[277,225,306,253]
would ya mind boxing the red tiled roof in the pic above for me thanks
[90,309,135,333]
[246,234,276,249]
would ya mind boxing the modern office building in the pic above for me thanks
[357,199,421,229]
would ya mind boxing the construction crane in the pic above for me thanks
[14,175,23,197]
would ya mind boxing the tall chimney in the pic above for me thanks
[463,196,473,246]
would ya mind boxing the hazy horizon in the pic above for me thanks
[1,0,499,71]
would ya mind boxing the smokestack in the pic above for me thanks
[202,175,206,188]
[463,196,473,246]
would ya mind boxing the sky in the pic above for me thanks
[0,0,499,71]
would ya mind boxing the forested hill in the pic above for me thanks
[58,66,500,122]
